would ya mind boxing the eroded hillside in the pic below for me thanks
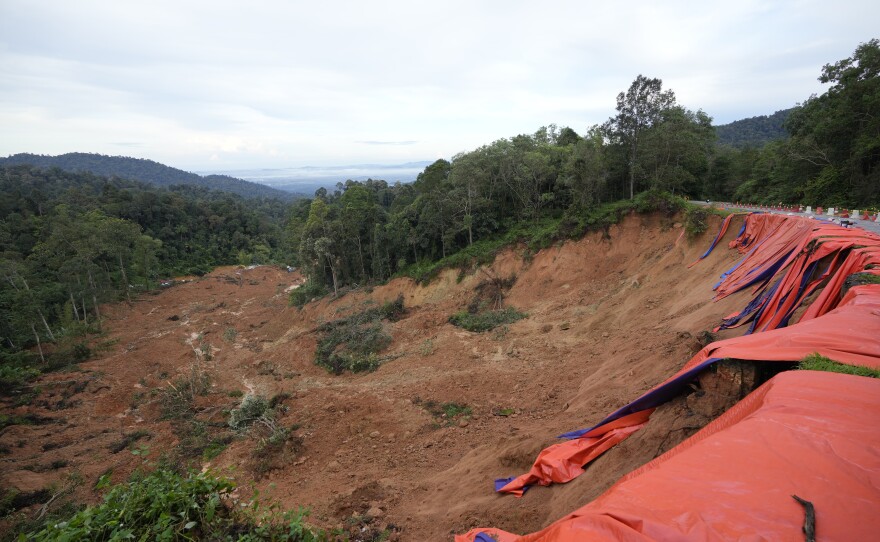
[1,212,757,539]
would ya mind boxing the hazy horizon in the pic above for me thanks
[197,161,433,193]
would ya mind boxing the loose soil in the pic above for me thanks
[1,212,757,540]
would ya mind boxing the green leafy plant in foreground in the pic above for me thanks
[23,469,325,541]
[798,353,880,378]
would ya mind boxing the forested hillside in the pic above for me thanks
[727,40,880,206]
[0,153,295,201]
[0,164,291,376]
[715,109,792,147]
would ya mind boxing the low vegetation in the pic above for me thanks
[289,279,330,308]
[449,308,527,333]
[21,469,326,541]
[227,392,301,478]
[799,353,880,378]
[314,296,404,374]
[684,206,710,238]
[414,398,472,426]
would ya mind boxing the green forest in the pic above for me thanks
[0,166,289,380]
[0,152,294,201]
[715,109,792,148]
[2,39,878,391]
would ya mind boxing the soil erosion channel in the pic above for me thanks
[2,213,758,539]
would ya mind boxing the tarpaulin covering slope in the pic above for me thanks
[493,284,880,497]
[712,214,880,333]
[457,370,880,542]
[493,215,880,499]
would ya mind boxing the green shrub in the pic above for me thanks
[23,469,325,541]
[229,394,270,430]
[160,364,211,420]
[289,280,329,308]
[449,307,527,332]
[379,294,406,321]
[0,363,40,390]
[799,353,880,378]
[314,303,403,374]
[684,206,709,238]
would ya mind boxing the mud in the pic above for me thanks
[0,212,755,539]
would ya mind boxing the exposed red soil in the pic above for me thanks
[1,212,755,539]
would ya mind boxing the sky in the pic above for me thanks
[1,1,877,171]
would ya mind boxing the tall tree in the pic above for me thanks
[605,75,677,199]
[639,106,715,196]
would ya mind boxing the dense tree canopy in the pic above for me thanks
[0,165,289,369]
[714,109,792,148]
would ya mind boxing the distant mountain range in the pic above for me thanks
[2,111,791,201]
[0,152,296,201]
[714,109,793,148]
[198,161,435,195]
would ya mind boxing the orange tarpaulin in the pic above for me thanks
[485,214,880,516]
[494,410,652,497]
[458,371,880,541]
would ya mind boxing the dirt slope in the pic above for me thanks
[1,212,754,539]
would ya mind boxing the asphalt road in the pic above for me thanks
[691,201,880,236]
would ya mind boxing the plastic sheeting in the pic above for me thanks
[687,212,747,267]
[491,214,880,498]
[458,370,880,541]
[711,215,880,333]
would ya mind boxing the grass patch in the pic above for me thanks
[0,413,52,431]
[449,307,527,332]
[414,398,472,426]
[108,430,152,454]
[201,440,229,461]
[799,353,880,378]
[842,272,880,297]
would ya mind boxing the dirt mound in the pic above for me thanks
[0,212,754,539]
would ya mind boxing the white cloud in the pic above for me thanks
[1,0,878,169]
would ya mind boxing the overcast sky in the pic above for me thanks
[1,1,877,171]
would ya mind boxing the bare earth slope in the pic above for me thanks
[1,213,753,539]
